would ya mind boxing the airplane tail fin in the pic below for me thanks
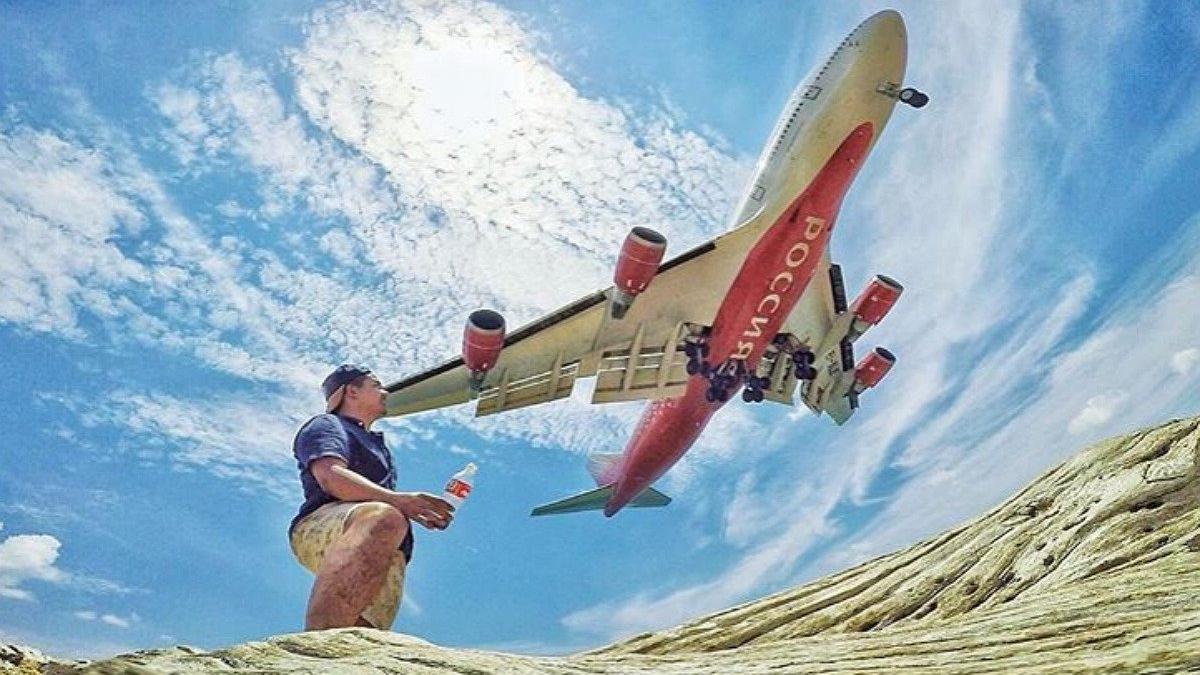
[530,483,671,517]
[585,452,623,486]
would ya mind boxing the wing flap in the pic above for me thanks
[475,353,579,417]
[591,321,691,404]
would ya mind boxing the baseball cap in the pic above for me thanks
[322,364,373,413]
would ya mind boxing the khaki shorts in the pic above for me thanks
[289,501,407,630]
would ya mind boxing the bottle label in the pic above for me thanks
[445,479,472,499]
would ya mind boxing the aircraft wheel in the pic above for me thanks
[686,359,699,376]
[756,376,771,389]
[798,350,815,365]
[753,389,764,403]
[742,388,756,403]
[899,87,928,108]
[684,343,698,359]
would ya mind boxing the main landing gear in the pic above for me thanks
[772,334,818,383]
[686,334,820,405]
[685,333,740,403]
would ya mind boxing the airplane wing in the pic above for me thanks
[384,217,770,418]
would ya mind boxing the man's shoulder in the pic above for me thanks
[296,413,347,438]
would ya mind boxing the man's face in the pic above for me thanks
[347,375,387,417]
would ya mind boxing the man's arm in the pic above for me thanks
[310,457,454,530]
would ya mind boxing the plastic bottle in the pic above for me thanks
[442,462,477,507]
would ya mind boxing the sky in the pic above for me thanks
[2,0,1199,660]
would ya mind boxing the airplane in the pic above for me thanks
[383,10,926,517]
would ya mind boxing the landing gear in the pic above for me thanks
[741,388,764,403]
[877,82,929,109]
[688,334,820,405]
[706,385,731,403]
[793,347,817,380]
[683,326,713,380]
[899,87,929,108]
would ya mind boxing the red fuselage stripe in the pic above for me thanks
[604,122,875,516]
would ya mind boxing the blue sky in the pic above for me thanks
[2,0,1200,660]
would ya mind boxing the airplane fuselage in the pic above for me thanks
[602,11,907,516]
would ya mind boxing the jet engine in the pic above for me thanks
[851,346,895,393]
[846,275,903,341]
[611,226,667,319]
[462,309,505,394]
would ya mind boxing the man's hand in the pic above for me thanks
[390,492,455,530]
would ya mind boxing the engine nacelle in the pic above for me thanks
[847,275,903,341]
[462,309,505,394]
[611,226,667,319]
[852,347,895,393]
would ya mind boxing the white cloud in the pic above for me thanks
[100,614,133,629]
[1067,390,1128,435]
[898,273,1095,468]
[0,127,149,337]
[73,608,138,629]
[1171,348,1200,376]
[563,486,838,640]
[0,533,66,601]
[0,0,762,507]
[126,0,753,479]
[801,215,1200,581]
[0,524,135,602]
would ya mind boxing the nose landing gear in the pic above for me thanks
[877,82,929,109]
[899,87,929,108]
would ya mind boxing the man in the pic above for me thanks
[288,364,455,630]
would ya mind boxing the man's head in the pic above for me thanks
[322,364,387,422]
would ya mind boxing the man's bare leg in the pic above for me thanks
[305,503,408,630]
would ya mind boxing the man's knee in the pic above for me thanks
[346,502,409,542]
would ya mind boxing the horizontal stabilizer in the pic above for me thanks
[530,483,672,517]
[629,486,671,508]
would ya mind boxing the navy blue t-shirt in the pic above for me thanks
[290,413,413,561]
